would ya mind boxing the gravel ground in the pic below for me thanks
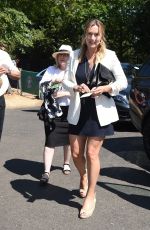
[4,90,42,109]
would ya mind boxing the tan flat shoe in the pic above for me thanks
[79,195,96,219]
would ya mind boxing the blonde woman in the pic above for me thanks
[63,19,127,218]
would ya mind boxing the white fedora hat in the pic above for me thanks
[52,45,72,59]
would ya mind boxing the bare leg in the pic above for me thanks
[63,145,71,164]
[86,137,104,195]
[69,134,87,175]
[40,146,55,184]
[62,145,71,175]
[80,137,104,218]
[43,146,55,173]
[69,135,88,195]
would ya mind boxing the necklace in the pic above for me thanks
[84,60,95,85]
[84,61,90,84]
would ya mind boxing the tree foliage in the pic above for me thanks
[0,0,149,70]
[0,7,44,58]
[132,0,150,62]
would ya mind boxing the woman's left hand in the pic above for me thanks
[91,85,112,97]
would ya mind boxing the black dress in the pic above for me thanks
[69,58,114,137]
[44,106,69,147]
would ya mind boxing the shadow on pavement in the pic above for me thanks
[98,181,150,210]
[101,167,150,187]
[3,158,62,179]
[104,136,143,153]
[22,109,39,113]
[113,121,138,132]
[10,179,81,210]
[103,136,150,171]
[4,159,82,211]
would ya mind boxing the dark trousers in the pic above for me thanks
[0,96,5,140]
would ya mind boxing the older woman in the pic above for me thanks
[40,45,73,185]
[63,19,127,219]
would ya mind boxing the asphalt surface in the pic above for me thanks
[0,107,150,230]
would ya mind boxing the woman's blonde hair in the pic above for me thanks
[79,19,106,62]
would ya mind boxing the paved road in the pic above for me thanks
[0,108,150,230]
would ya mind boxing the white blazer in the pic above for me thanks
[63,49,128,126]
